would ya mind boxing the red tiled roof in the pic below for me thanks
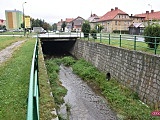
[135,11,160,21]
[99,7,128,21]
[66,18,74,23]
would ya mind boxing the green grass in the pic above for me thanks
[38,43,57,119]
[71,58,159,120]
[84,34,160,55]
[44,56,159,119]
[0,38,35,119]
[0,36,25,51]
[45,58,67,109]
[0,31,24,35]
[0,36,59,119]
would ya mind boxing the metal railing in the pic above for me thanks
[82,33,160,55]
[27,36,40,120]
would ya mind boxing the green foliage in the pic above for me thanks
[0,25,6,30]
[61,21,66,32]
[71,58,157,120]
[90,29,97,39]
[52,23,57,31]
[45,59,67,108]
[94,24,104,33]
[113,30,129,34]
[144,24,160,48]
[31,18,52,30]
[0,38,35,119]
[82,21,91,38]
[61,56,76,66]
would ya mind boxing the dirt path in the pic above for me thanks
[0,40,25,64]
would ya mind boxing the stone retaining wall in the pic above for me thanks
[70,40,160,109]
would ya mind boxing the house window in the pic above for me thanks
[119,15,121,18]
[115,21,117,25]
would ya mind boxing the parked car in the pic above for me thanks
[0,29,6,33]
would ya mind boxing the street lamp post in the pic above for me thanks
[148,4,152,24]
[22,2,27,36]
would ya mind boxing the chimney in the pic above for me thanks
[111,8,114,11]
[61,19,63,22]
[131,14,133,17]
[146,11,149,14]
[151,10,154,13]
[115,7,118,10]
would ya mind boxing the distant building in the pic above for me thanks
[98,7,133,33]
[0,19,6,26]
[135,10,160,26]
[129,23,145,35]
[88,13,100,29]
[5,10,23,30]
[57,16,85,32]
[57,19,63,31]
[72,16,85,32]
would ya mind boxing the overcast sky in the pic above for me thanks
[0,0,159,24]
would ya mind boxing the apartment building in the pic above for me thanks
[98,7,133,33]
[5,9,23,30]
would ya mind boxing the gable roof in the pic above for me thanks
[135,10,160,21]
[129,23,145,28]
[99,7,128,22]
[66,18,74,23]
[88,13,100,22]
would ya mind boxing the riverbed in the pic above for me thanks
[58,65,117,120]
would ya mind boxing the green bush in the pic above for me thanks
[61,56,76,66]
[90,29,97,39]
[81,21,91,38]
[113,30,129,34]
[144,24,160,48]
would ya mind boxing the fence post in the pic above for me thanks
[109,34,110,45]
[100,33,102,43]
[134,36,136,50]
[88,33,89,41]
[154,37,157,55]
[120,34,121,47]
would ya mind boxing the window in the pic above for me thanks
[115,21,117,25]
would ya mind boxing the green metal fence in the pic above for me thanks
[27,36,40,120]
[83,33,160,55]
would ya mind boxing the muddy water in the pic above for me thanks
[59,65,117,120]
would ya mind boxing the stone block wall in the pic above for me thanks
[70,40,160,109]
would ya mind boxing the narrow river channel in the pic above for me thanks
[58,65,118,120]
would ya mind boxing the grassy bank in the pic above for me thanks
[71,58,159,120]
[46,56,159,120]
[38,43,57,119]
[85,35,160,55]
[0,36,25,51]
[0,38,35,119]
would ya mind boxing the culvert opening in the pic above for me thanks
[40,40,76,57]
[106,72,111,81]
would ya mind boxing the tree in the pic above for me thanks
[43,22,49,31]
[94,24,104,33]
[82,21,91,38]
[61,21,66,32]
[0,25,6,30]
[52,23,57,31]
[144,24,160,48]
